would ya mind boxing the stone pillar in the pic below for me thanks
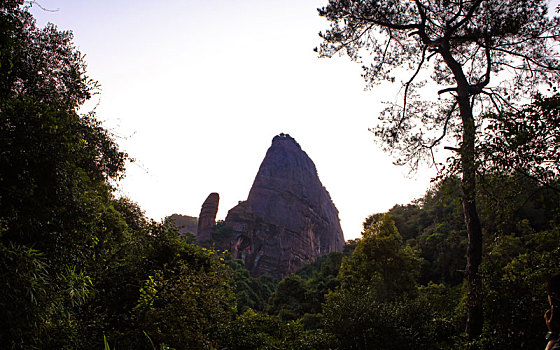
[197,192,219,242]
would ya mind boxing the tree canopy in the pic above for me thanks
[317,0,560,166]
[317,0,560,338]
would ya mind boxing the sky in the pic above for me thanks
[30,0,555,241]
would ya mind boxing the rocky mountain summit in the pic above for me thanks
[197,134,344,279]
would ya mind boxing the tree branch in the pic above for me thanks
[352,15,420,32]
[398,45,428,129]
[471,34,492,94]
[439,87,458,95]
[429,100,458,149]
[449,0,484,33]
[515,168,560,193]
[446,0,464,27]
[26,0,59,12]
[492,47,560,72]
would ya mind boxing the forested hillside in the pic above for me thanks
[248,175,560,349]
[1,1,560,349]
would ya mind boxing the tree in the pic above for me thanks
[132,232,236,350]
[317,0,560,338]
[0,2,129,347]
[217,309,338,350]
[322,215,451,349]
[0,3,243,349]
[338,214,421,301]
[481,225,560,349]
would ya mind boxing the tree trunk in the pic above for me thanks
[458,93,484,339]
[442,38,485,336]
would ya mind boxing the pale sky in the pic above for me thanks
[31,0,557,241]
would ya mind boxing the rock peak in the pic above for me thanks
[272,133,299,148]
[196,192,219,242]
[222,135,344,278]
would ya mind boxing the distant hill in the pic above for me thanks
[165,214,198,236]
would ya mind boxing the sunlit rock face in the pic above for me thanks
[224,134,344,279]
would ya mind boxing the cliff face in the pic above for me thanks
[224,134,344,279]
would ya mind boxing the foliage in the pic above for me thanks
[269,275,308,320]
[385,177,467,286]
[225,256,277,314]
[0,1,95,109]
[133,231,236,350]
[266,251,344,323]
[317,0,560,337]
[217,309,338,350]
[339,213,422,301]
[317,0,560,165]
[479,226,560,349]
[320,174,560,349]
[3,1,560,349]
[0,3,236,349]
[0,240,90,348]
[322,285,457,350]
[479,93,560,186]
[0,2,128,347]
[320,214,454,349]
[164,214,198,238]
[210,220,236,248]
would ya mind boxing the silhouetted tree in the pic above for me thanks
[317,0,560,338]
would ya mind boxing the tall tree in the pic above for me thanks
[317,0,560,338]
[0,2,127,346]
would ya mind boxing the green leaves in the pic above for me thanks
[339,213,422,301]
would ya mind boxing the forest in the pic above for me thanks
[1,0,560,349]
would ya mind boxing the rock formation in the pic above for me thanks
[166,214,198,236]
[223,134,344,279]
[197,192,219,242]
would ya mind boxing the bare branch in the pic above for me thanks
[480,90,520,114]
[399,45,428,129]
[492,47,560,72]
[439,87,458,95]
[26,1,59,12]
[481,90,503,114]
[429,101,458,149]
[471,34,492,94]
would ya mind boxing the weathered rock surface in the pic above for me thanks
[197,192,219,242]
[223,134,344,279]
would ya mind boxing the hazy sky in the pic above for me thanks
[31,0,557,241]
